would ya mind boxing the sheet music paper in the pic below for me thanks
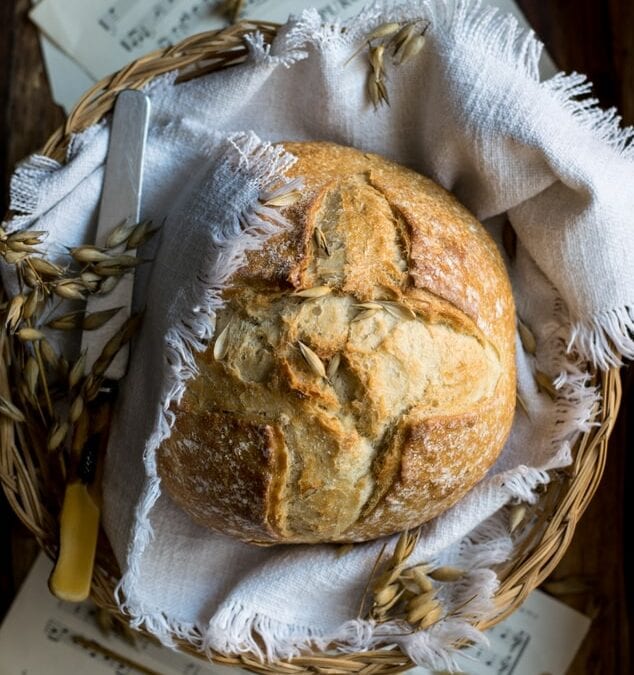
[0,553,590,675]
[31,0,556,112]
[0,554,233,675]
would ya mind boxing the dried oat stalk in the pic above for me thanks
[0,219,150,481]
[352,20,431,109]
[361,529,469,632]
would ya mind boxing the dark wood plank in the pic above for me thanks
[546,371,632,675]
[518,0,633,123]
[3,0,65,171]
[517,2,632,673]
[0,0,64,622]
[0,0,17,210]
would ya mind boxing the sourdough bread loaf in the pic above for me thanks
[157,142,516,544]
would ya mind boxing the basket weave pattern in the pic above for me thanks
[0,22,622,674]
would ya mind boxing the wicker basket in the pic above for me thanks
[0,21,622,675]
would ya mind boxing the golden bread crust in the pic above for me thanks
[157,141,516,544]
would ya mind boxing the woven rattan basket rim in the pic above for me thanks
[0,20,622,675]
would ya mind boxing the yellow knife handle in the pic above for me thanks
[49,480,100,602]
[49,401,110,602]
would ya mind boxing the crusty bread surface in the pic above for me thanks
[157,141,516,544]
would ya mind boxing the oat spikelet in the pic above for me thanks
[6,294,26,331]
[379,79,390,105]
[397,34,426,64]
[367,22,401,42]
[8,229,46,244]
[126,220,155,249]
[429,566,464,582]
[327,352,341,381]
[374,583,400,607]
[24,357,39,397]
[40,339,58,369]
[83,307,123,331]
[81,271,102,284]
[292,286,332,298]
[70,246,110,263]
[410,567,434,593]
[379,300,416,320]
[29,257,64,278]
[48,421,69,452]
[516,390,530,418]
[106,218,136,248]
[69,353,87,390]
[99,276,120,295]
[6,240,40,253]
[48,312,82,331]
[391,23,418,58]
[313,226,330,256]
[518,319,537,354]
[419,604,443,629]
[81,373,98,402]
[69,395,84,423]
[96,254,142,269]
[89,313,142,380]
[352,308,379,322]
[395,529,420,563]
[373,587,404,619]
[367,75,380,108]
[213,323,231,361]
[54,281,86,301]
[509,504,527,533]
[407,595,438,623]
[264,190,302,207]
[354,302,383,311]
[407,589,436,612]
[22,290,41,320]
[17,327,44,342]
[0,396,25,422]
[369,44,385,82]
[4,251,28,264]
[372,566,403,593]
[298,341,327,379]
[345,22,401,65]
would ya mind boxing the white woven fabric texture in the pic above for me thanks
[4,1,633,669]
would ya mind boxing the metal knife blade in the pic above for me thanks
[81,89,151,380]
[49,90,151,603]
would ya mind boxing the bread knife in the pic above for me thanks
[49,90,151,602]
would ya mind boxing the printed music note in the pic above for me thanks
[98,0,134,35]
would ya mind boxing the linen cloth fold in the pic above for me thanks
[3,1,633,669]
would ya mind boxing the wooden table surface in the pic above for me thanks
[0,1,632,673]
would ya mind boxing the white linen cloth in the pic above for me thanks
[4,1,633,669]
